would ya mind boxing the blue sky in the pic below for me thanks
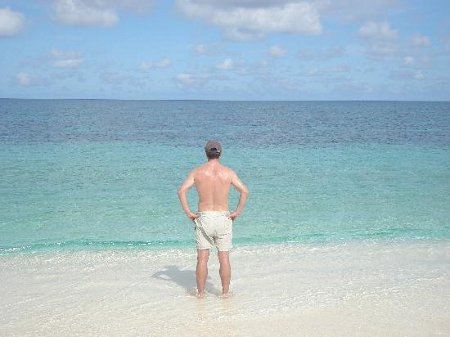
[0,0,449,100]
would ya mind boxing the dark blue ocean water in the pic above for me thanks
[1,99,449,253]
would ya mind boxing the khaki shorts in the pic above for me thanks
[194,211,233,251]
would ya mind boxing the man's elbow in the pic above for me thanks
[242,187,249,196]
[177,188,184,198]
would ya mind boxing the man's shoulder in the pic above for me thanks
[195,163,207,171]
[224,164,235,171]
[187,166,201,176]
[192,164,208,175]
[195,163,235,174]
[219,164,236,176]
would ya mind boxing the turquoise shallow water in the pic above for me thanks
[1,100,449,253]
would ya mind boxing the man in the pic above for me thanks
[177,140,248,298]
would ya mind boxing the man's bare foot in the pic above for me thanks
[219,292,232,299]
[196,291,206,299]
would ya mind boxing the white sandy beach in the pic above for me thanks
[1,241,449,337]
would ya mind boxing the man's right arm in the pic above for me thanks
[177,169,198,221]
[230,171,249,220]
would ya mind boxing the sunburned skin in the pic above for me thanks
[195,161,234,212]
[178,159,248,221]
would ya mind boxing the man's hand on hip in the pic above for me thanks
[187,212,199,221]
[229,211,239,221]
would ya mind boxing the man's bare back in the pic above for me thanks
[194,160,246,213]
[178,161,247,221]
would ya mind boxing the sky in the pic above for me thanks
[0,0,449,100]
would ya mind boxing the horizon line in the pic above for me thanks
[1,97,449,103]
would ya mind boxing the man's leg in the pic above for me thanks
[218,251,231,296]
[196,249,209,297]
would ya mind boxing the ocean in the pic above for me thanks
[1,99,449,254]
[2,99,450,336]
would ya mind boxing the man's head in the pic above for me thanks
[205,140,222,159]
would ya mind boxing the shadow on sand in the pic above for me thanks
[152,265,221,295]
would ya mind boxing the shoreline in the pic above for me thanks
[1,240,449,336]
[2,236,448,256]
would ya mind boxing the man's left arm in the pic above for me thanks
[229,171,249,220]
[177,169,198,221]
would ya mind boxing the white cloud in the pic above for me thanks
[216,58,233,70]
[299,46,345,60]
[114,0,154,13]
[359,21,398,59]
[306,64,350,76]
[16,72,32,86]
[54,59,84,68]
[269,45,286,58]
[99,70,143,87]
[177,1,399,41]
[179,0,397,22]
[0,7,25,37]
[51,49,84,68]
[316,0,399,22]
[140,58,171,70]
[365,42,397,57]
[175,73,195,86]
[401,55,431,69]
[194,44,207,54]
[100,71,128,84]
[414,71,424,80]
[174,72,210,88]
[15,72,48,87]
[52,0,154,27]
[193,43,224,55]
[359,21,397,40]
[176,0,322,40]
[403,56,415,65]
[411,33,430,47]
[53,0,118,26]
[390,70,425,81]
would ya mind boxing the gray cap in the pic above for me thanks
[205,140,222,154]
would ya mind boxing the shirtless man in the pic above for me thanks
[178,140,249,298]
